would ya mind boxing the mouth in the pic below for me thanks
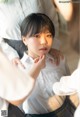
[39,47,48,51]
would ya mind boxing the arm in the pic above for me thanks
[11,55,46,106]
[53,0,73,21]
[0,50,46,106]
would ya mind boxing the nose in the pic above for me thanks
[40,36,47,45]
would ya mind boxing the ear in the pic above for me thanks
[22,36,28,46]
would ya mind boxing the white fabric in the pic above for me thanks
[53,64,80,95]
[0,50,34,111]
[0,0,60,59]
[74,105,80,117]
[20,53,70,114]
[53,59,80,117]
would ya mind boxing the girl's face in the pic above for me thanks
[22,30,53,58]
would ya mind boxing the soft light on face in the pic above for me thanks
[22,30,53,58]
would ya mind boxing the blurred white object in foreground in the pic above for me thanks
[0,48,34,110]
[53,59,80,117]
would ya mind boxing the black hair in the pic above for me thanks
[20,13,55,38]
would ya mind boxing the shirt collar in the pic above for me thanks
[22,52,34,64]
[22,52,55,64]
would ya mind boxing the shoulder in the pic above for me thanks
[21,52,29,63]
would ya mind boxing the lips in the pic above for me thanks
[39,47,48,51]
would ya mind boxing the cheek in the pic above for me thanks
[48,39,53,47]
[28,39,39,48]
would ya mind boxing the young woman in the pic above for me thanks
[19,13,75,117]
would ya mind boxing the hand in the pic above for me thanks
[28,55,46,80]
[49,48,64,65]
[11,57,25,68]
[34,55,46,69]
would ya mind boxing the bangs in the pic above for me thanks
[27,23,50,37]
[21,13,55,38]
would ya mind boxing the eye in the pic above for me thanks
[46,33,52,38]
[34,34,40,38]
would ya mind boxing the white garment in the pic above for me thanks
[0,0,60,60]
[20,53,70,114]
[0,50,34,112]
[74,105,80,117]
[53,59,80,117]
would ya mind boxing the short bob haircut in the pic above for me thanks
[20,13,55,38]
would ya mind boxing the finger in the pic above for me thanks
[34,57,39,63]
[40,54,46,59]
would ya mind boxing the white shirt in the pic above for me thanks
[20,53,70,114]
[0,0,60,60]
[53,59,80,117]
[0,50,34,115]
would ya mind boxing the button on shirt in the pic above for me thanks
[20,53,70,114]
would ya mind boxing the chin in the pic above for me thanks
[40,52,48,56]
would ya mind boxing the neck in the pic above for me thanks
[26,50,39,59]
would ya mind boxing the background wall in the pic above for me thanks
[59,3,80,107]
[59,3,80,73]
